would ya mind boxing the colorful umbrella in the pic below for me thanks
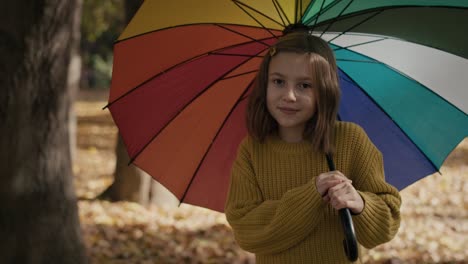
[107,1,468,214]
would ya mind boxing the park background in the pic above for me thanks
[77,1,468,263]
[1,0,466,263]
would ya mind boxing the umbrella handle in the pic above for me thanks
[326,154,358,261]
[339,208,358,262]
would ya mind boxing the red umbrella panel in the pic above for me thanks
[108,25,281,212]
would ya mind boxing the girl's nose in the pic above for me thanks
[283,86,297,102]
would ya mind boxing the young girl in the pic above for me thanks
[224,31,401,263]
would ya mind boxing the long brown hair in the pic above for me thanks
[246,31,341,154]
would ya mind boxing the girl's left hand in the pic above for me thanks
[325,180,364,214]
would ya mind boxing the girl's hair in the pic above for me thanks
[246,31,341,154]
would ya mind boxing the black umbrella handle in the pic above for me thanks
[326,154,358,262]
[339,208,358,261]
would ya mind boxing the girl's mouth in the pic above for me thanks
[278,107,299,115]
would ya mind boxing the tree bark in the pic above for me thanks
[101,135,144,202]
[99,0,144,203]
[0,1,87,263]
[103,136,179,207]
[68,0,83,165]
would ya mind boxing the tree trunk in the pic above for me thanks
[101,135,144,202]
[0,1,87,263]
[103,136,179,207]
[101,0,178,208]
[68,0,83,165]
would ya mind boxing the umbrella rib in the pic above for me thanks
[128,44,270,167]
[272,0,290,25]
[338,68,440,173]
[300,0,303,21]
[210,52,264,58]
[336,113,342,121]
[232,0,280,39]
[332,37,387,51]
[308,0,343,28]
[240,91,252,101]
[320,0,355,38]
[296,0,313,23]
[295,0,299,23]
[104,36,275,109]
[179,76,258,206]
[302,0,315,21]
[336,58,379,63]
[326,10,383,43]
[222,69,259,80]
[215,24,272,47]
[234,0,285,27]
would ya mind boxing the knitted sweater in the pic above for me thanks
[225,122,401,263]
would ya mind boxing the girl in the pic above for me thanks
[225,31,401,263]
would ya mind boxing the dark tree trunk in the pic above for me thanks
[103,136,178,207]
[0,1,87,263]
[102,135,145,202]
[100,0,145,203]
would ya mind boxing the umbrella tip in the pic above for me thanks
[283,23,309,35]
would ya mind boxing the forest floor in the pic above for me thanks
[74,89,467,264]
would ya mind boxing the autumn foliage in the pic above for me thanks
[75,90,467,264]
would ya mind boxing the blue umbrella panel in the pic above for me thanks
[330,35,468,190]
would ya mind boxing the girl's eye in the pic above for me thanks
[299,83,312,89]
[272,79,285,86]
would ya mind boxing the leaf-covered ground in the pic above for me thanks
[75,89,467,264]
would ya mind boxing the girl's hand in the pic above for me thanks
[315,171,350,197]
[315,171,364,214]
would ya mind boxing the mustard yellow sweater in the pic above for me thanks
[225,122,401,263]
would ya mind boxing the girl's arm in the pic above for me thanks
[350,127,402,249]
[224,138,324,255]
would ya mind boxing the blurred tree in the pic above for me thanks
[69,0,84,167]
[100,0,179,208]
[81,0,124,89]
[0,1,87,263]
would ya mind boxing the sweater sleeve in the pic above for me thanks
[224,137,324,255]
[350,127,402,249]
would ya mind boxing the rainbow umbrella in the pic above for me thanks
[107,0,468,213]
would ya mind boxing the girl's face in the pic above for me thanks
[266,52,318,142]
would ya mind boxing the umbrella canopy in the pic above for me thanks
[108,0,468,212]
